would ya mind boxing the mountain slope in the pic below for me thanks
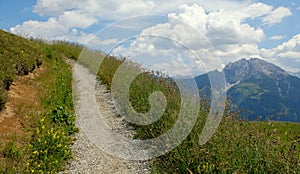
[0,30,43,110]
[195,58,300,122]
[291,71,300,78]
[0,29,81,173]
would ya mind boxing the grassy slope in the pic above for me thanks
[97,56,300,173]
[0,30,43,110]
[1,30,299,173]
[0,30,82,173]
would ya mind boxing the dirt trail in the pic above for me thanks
[0,67,44,138]
[63,63,150,174]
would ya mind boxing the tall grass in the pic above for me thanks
[0,30,43,110]
[0,30,82,173]
[25,50,78,173]
[97,56,300,173]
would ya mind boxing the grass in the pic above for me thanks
[1,29,299,173]
[0,30,82,173]
[24,49,78,173]
[0,30,43,110]
[96,55,300,173]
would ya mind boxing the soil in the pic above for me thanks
[0,67,45,140]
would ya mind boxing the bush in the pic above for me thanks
[3,75,13,90]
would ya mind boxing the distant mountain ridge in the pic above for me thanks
[195,58,300,122]
[291,71,300,78]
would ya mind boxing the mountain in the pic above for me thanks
[291,71,300,78]
[195,58,300,122]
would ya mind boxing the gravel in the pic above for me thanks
[62,63,151,174]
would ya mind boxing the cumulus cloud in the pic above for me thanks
[11,17,67,39]
[261,34,300,58]
[113,3,267,74]
[269,35,285,40]
[10,18,104,47]
[32,0,251,18]
[10,1,297,73]
[110,2,298,74]
[58,10,97,29]
[260,34,300,72]
[33,0,79,16]
[263,6,292,25]
[242,2,273,19]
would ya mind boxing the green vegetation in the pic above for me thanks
[97,56,300,173]
[232,83,269,101]
[1,29,299,173]
[0,30,82,173]
[0,30,43,110]
[25,50,78,173]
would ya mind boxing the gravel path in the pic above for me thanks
[63,62,151,174]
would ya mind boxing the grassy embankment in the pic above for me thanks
[0,30,82,173]
[96,56,300,173]
[1,29,299,173]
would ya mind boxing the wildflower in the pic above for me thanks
[33,150,38,155]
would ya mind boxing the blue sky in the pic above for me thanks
[1,0,299,75]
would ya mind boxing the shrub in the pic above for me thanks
[3,75,13,90]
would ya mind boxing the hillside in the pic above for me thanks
[195,58,300,122]
[0,29,81,173]
[0,30,299,173]
[96,56,300,173]
[0,30,43,110]
[291,71,300,78]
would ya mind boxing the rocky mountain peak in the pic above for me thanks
[223,58,289,84]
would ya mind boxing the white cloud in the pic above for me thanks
[33,0,79,16]
[263,6,292,25]
[109,3,270,75]
[58,10,98,29]
[269,35,285,40]
[297,7,300,10]
[10,17,67,39]
[32,0,254,20]
[261,34,300,58]
[197,0,252,12]
[110,3,298,74]
[260,34,300,72]
[242,2,273,19]
[100,38,119,45]
[10,18,103,47]
[10,1,298,73]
